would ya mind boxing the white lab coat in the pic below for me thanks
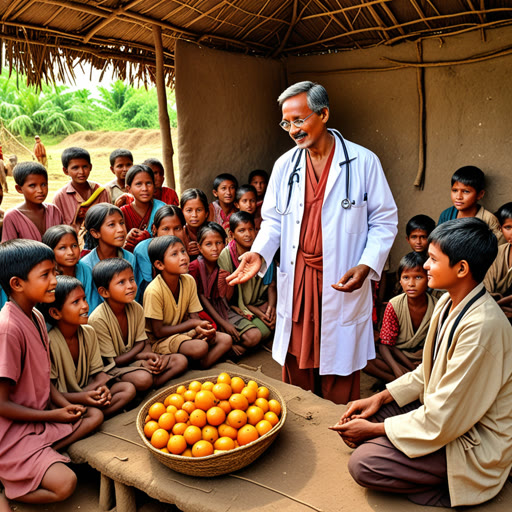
[252,129,398,375]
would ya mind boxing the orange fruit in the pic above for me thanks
[201,381,214,391]
[237,424,259,446]
[144,414,151,424]
[163,395,173,407]
[166,405,178,414]
[183,389,197,402]
[254,398,269,413]
[172,422,188,435]
[182,447,193,457]
[241,386,257,404]
[206,406,226,426]
[264,411,279,426]
[158,412,176,431]
[160,447,170,453]
[182,400,196,415]
[217,372,232,385]
[256,419,273,436]
[212,383,232,400]
[229,393,249,411]
[195,390,216,411]
[192,440,214,457]
[189,408,207,428]
[218,400,231,414]
[151,428,170,449]
[247,380,259,391]
[218,423,238,440]
[227,409,247,429]
[174,409,189,424]
[168,434,187,455]
[214,436,235,451]
[256,386,270,399]
[176,384,187,395]
[268,399,281,416]
[230,376,245,393]
[144,420,160,439]
[246,405,264,426]
[183,425,202,445]
[188,380,202,392]
[148,402,166,421]
[202,425,219,443]
[167,393,185,410]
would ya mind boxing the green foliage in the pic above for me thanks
[0,70,177,136]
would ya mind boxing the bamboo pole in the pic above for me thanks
[152,24,175,190]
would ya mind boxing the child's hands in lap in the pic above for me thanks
[196,321,216,340]
[51,404,86,423]
[221,321,240,342]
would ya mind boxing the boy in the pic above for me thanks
[105,149,133,204]
[210,173,238,231]
[89,258,188,390]
[219,211,276,340]
[2,162,63,242]
[0,240,102,507]
[438,165,503,243]
[53,147,111,246]
[405,214,435,253]
[248,169,269,206]
[143,235,232,368]
[143,158,179,206]
[234,184,258,225]
[332,218,512,508]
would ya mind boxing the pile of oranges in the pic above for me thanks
[143,373,282,457]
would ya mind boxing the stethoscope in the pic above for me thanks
[275,130,355,215]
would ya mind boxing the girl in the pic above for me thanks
[142,158,179,206]
[120,164,166,252]
[42,225,101,312]
[180,188,209,259]
[81,203,136,273]
[133,205,188,301]
[189,222,261,356]
[43,276,136,417]
[365,251,437,383]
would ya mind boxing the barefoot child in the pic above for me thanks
[43,275,136,417]
[143,158,179,206]
[180,188,209,259]
[234,185,259,229]
[105,149,133,204]
[2,162,63,242]
[365,252,437,382]
[121,164,166,252]
[219,212,276,341]
[144,235,232,369]
[43,225,100,312]
[89,258,188,391]
[189,222,261,357]
[333,218,512,508]
[210,173,238,232]
[0,240,102,508]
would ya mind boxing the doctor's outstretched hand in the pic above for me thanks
[332,264,370,293]
[226,252,262,285]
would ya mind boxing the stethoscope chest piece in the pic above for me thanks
[341,198,352,209]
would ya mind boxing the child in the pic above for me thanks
[248,169,269,207]
[133,205,187,301]
[105,148,133,204]
[0,240,102,507]
[210,173,238,231]
[219,211,276,340]
[2,162,63,242]
[89,258,188,391]
[405,214,436,253]
[333,218,512,509]
[81,203,136,272]
[234,185,259,229]
[42,225,101,312]
[53,147,111,247]
[143,158,179,206]
[365,252,437,382]
[438,165,503,243]
[143,235,232,368]
[180,188,209,259]
[44,275,136,417]
[120,164,166,252]
[189,222,262,357]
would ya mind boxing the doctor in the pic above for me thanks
[228,81,397,404]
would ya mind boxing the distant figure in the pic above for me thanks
[34,135,48,168]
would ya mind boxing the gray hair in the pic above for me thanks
[277,81,329,113]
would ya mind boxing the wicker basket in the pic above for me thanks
[136,372,287,477]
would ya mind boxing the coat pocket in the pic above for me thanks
[344,202,368,234]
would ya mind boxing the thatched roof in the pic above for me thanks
[2,0,512,86]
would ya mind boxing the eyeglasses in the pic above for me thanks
[279,112,315,131]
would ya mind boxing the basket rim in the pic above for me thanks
[137,372,287,462]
